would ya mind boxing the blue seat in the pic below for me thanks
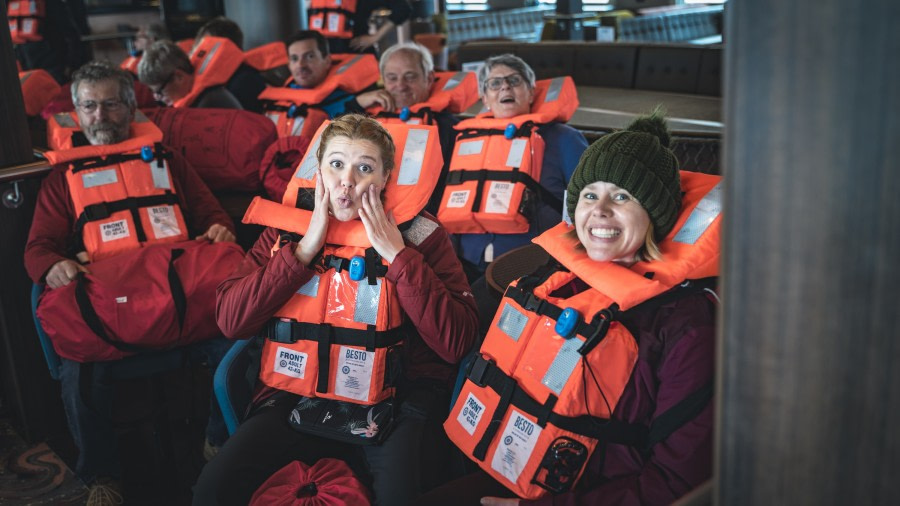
[214,338,255,436]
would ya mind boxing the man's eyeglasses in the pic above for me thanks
[485,74,526,91]
[75,99,126,114]
[385,72,424,85]
[150,72,175,98]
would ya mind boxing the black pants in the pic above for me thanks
[193,387,451,506]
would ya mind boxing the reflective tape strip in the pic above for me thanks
[196,42,221,75]
[337,55,364,74]
[55,113,76,128]
[19,72,30,85]
[442,71,466,91]
[505,138,527,168]
[397,128,429,185]
[82,169,118,189]
[354,278,381,326]
[297,275,320,297]
[673,181,723,245]
[497,302,528,342]
[545,78,564,103]
[150,160,171,190]
[266,113,280,128]
[542,337,582,395]
[134,110,150,123]
[290,116,306,137]
[295,136,321,180]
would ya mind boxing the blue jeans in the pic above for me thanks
[59,337,233,484]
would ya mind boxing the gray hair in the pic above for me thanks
[477,53,536,97]
[379,42,434,77]
[138,40,193,86]
[70,60,137,108]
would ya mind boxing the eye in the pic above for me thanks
[612,192,632,202]
[358,164,374,174]
[581,191,597,200]
[329,160,343,169]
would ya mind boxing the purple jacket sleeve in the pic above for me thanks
[526,295,716,506]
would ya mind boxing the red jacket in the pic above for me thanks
[25,148,233,283]
[216,213,479,386]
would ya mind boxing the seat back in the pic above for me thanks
[30,283,61,380]
[214,338,256,435]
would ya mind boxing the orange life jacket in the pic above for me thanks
[19,68,59,116]
[241,121,443,405]
[370,71,479,126]
[445,171,722,500]
[244,41,288,71]
[259,53,378,139]
[176,38,194,53]
[436,77,578,235]
[45,112,189,263]
[120,52,141,76]
[308,0,357,40]
[7,0,45,43]
[172,36,244,108]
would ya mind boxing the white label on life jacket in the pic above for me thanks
[273,346,308,379]
[457,392,486,436]
[100,219,130,242]
[505,138,528,168]
[484,182,513,214]
[457,140,484,156]
[397,128,429,185]
[491,410,542,485]
[148,205,182,239]
[406,118,422,125]
[311,17,323,29]
[150,160,171,190]
[327,13,341,34]
[334,346,374,402]
[446,190,470,208]
[81,169,118,188]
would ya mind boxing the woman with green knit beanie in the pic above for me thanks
[419,110,718,506]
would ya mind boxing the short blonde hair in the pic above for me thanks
[316,114,395,175]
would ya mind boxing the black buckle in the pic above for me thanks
[577,308,614,356]
[445,171,464,186]
[522,293,545,315]
[82,203,111,221]
[268,320,296,344]
[467,355,491,388]
[325,255,346,272]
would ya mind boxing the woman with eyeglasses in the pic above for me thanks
[447,54,588,281]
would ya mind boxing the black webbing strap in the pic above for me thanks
[264,320,405,349]
[73,247,187,353]
[316,324,333,394]
[444,169,563,211]
[307,6,353,17]
[467,355,648,460]
[74,192,180,243]
[374,107,435,125]
[646,379,713,450]
[321,247,388,285]
[69,143,171,174]
[456,121,536,141]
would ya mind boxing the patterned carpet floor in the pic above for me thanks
[0,419,88,505]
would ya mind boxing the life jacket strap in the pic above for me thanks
[466,355,649,460]
[456,121,536,141]
[505,285,615,352]
[75,192,180,244]
[308,6,354,17]
[263,320,405,349]
[69,142,170,174]
[444,168,563,212]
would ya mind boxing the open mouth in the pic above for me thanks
[590,227,621,239]
[499,96,516,104]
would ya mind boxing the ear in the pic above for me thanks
[426,71,435,87]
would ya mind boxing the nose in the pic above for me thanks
[591,197,613,217]
[340,170,356,188]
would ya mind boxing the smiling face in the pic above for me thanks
[382,50,434,110]
[288,39,331,88]
[319,136,389,222]
[482,64,534,119]
[574,181,651,265]
[74,79,135,145]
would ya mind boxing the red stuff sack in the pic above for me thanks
[36,240,244,362]
[259,135,312,202]
[249,459,371,506]
[145,107,277,192]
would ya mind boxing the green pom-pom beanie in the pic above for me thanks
[566,112,681,240]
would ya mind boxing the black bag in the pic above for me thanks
[288,396,396,446]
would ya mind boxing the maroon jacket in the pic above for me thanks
[25,148,233,283]
[216,213,479,387]
[529,288,716,506]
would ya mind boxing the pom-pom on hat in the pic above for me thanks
[566,110,681,239]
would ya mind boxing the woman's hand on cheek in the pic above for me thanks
[359,184,405,263]
[296,170,329,265]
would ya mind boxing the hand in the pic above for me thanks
[358,183,404,263]
[481,498,520,506]
[196,223,236,243]
[355,89,395,111]
[296,170,330,265]
[45,259,90,289]
[350,34,379,51]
